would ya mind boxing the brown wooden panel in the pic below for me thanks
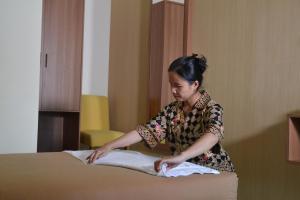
[39,0,84,112]
[288,117,300,163]
[147,1,184,154]
[160,1,184,109]
[183,0,193,56]
[108,0,150,132]
[149,2,165,118]
[149,1,184,117]
[192,0,300,199]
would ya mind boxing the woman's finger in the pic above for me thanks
[86,153,92,160]
[87,147,110,164]
[91,151,99,163]
[87,152,94,164]
[91,149,106,163]
[166,162,179,170]
[89,151,98,164]
[154,159,164,172]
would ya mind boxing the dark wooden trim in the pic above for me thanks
[147,0,153,121]
[288,116,300,163]
[148,1,165,118]
[183,0,193,56]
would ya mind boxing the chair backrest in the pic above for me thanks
[80,95,110,131]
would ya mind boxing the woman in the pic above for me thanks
[87,54,235,172]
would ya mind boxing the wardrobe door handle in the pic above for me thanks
[45,53,48,68]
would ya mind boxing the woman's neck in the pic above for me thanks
[183,91,201,111]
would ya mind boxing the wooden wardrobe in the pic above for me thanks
[37,0,84,152]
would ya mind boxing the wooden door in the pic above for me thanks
[39,0,84,112]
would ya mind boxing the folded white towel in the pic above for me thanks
[64,149,219,177]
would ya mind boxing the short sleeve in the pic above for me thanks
[203,103,224,140]
[136,107,168,149]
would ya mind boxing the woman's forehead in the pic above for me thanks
[168,72,187,83]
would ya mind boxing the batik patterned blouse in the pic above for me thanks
[136,89,235,172]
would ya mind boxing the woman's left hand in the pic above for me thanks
[154,154,186,172]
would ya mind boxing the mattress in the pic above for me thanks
[0,152,238,200]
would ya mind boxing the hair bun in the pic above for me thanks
[190,53,207,74]
[169,54,208,86]
[192,53,198,58]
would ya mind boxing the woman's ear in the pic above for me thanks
[193,80,200,90]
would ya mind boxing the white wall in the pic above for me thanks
[0,0,110,153]
[82,0,111,96]
[0,0,42,154]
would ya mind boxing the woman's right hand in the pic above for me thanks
[86,145,112,164]
[85,130,142,164]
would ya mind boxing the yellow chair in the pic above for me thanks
[80,95,124,149]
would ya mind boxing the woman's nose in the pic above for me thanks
[171,87,177,94]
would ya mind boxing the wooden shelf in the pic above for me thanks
[288,114,300,163]
[37,111,80,152]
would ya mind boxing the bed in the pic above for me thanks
[0,152,238,200]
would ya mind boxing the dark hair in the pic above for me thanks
[168,54,207,86]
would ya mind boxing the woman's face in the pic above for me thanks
[168,71,199,101]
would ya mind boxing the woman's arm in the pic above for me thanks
[180,132,218,160]
[104,130,143,149]
[154,133,218,171]
[87,130,142,164]
[87,103,171,164]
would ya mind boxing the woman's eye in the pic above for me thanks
[170,83,182,88]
